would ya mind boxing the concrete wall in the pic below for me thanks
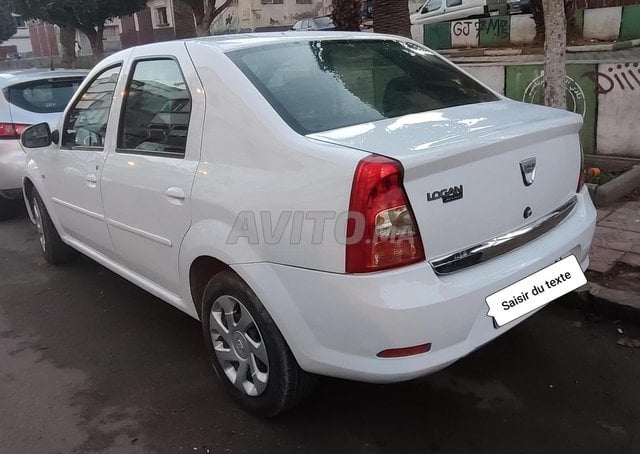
[459,60,640,158]
[3,26,33,54]
[594,62,640,156]
[423,5,640,50]
[0,55,95,70]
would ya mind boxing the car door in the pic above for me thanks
[40,65,123,254]
[100,44,204,296]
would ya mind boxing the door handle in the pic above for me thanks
[164,187,185,202]
[85,173,97,187]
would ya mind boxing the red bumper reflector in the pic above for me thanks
[377,343,432,358]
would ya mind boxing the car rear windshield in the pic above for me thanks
[314,17,334,28]
[5,77,83,114]
[228,39,498,135]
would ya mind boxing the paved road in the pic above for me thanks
[2,210,640,454]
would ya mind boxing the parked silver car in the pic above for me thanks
[0,69,87,220]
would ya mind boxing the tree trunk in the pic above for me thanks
[532,0,577,44]
[187,0,235,36]
[59,26,76,68]
[542,0,567,109]
[373,0,411,38]
[81,25,105,62]
[331,0,362,32]
[195,22,210,36]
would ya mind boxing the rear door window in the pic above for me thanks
[5,78,83,113]
[117,58,191,158]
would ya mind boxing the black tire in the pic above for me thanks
[0,197,21,221]
[31,191,77,265]
[202,270,316,417]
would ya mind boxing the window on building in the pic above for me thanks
[261,0,284,4]
[103,25,120,40]
[296,0,312,4]
[117,59,192,157]
[156,7,169,26]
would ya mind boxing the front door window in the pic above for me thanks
[62,65,121,149]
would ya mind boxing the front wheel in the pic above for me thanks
[202,270,316,417]
[30,191,76,265]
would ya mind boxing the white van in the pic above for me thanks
[411,0,530,26]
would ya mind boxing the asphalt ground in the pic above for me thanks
[2,209,640,454]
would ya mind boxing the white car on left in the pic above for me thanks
[0,69,87,220]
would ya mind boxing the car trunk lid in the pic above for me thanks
[309,100,583,264]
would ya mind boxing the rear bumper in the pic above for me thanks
[0,139,25,194]
[232,190,596,383]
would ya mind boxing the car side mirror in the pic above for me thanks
[21,122,52,148]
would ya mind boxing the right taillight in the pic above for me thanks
[346,155,425,273]
[0,122,29,139]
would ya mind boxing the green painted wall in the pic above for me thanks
[619,5,640,41]
[424,22,451,50]
[478,16,511,47]
[574,9,584,36]
[505,64,598,154]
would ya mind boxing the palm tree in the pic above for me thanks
[372,0,411,39]
[531,0,578,43]
[331,0,362,31]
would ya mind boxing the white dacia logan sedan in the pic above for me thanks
[20,33,596,416]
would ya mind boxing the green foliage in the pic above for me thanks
[0,5,17,42]
[2,0,146,31]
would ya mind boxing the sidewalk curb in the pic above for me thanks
[568,38,640,53]
[441,38,640,62]
[590,165,640,208]
[570,283,640,324]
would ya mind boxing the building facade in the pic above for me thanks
[120,0,196,48]
[120,0,332,47]
[211,0,332,34]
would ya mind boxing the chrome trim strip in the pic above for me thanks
[107,218,173,247]
[52,197,104,221]
[430,196,578,275]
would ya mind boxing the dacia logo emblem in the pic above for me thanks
[519,158,537,187]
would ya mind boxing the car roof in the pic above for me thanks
[0,68,89,88]
[183,31,400,53]
[99,32,411,69]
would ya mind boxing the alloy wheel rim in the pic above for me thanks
[32,200,45,252]
[209,295,269,397]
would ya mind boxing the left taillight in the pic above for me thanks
[346,155,426,274]
[577,145,585,192]
[0,122,29,140]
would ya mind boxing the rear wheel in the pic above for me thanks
[30,191,76,265]
[202,270,316,417]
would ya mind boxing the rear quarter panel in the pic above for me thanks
[180,43,368,278]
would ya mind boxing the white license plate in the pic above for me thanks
[486,255,587,327]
